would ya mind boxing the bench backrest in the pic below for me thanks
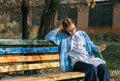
[0,39,60,73]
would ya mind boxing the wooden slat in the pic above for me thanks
[0,39,54,46]
[49,72,85,81]
[3,72,85,81]
[0,47,59,55]
[0,54,59,63]
[0,62,59,73]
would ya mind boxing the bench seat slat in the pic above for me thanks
[0,47,59,55]
[0,55,59,63]
[3,72,85,81]
[0,39,54,46]
[0,62,59,73]
[0,39,85,80]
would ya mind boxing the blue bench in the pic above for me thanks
[0,39,85,81]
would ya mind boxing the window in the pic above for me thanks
[89,1,113,28]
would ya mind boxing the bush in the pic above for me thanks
[89,33,120,70]
[89,33,120,43]
[102,43,120,70]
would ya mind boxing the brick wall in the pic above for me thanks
[113,4,120,28]
[77,5,89,28]
[77,3,120,34]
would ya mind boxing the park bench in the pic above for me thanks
[0,39,85,81]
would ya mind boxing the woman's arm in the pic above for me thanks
[82,31,106,53]
[45,27,63,45]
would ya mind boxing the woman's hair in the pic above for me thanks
[61,18,75,30]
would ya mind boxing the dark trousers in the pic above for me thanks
[73,61,110,81]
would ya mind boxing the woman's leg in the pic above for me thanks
[97,64,110,81]
[73,61,98,81]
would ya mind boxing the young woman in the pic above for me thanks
[45,18,110,81]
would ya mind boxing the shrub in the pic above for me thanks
[89,33,120,43]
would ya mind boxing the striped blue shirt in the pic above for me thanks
[45,28,102,71]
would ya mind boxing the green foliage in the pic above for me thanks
[0,21,21,39]
[8,21,19,29]
[90,33,120,70]
[0,21,20,33]
[94,41,120,80]
[89,33,120,43]
[0,0,22,10]
[102,43,120,70]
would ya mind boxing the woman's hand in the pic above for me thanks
[98,44,106,52]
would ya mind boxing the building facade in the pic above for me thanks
[77,2,120,34]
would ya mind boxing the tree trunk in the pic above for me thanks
[21,0,30,39]
[37,0,60,39]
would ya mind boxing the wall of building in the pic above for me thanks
[77,5,89,28]
[113,4,120,28]
[77,3,120,34]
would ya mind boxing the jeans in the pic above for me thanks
[73,61,110,81]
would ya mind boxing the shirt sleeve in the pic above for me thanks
[45,28,61,45]
[82,31,100,53]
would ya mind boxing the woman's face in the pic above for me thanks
[66,24,77,36]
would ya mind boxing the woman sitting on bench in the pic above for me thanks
[45,18,110,81]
